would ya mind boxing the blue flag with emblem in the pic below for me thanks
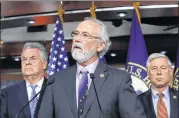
[100,56,106,63]
[125,3,150,95]
[47,17,69,76]
[173,44,179,90]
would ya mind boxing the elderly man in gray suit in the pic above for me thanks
[38,17,146,118]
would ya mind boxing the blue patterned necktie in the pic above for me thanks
[29,85,38,118]
[78,68,89,116]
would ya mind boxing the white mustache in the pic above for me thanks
[72,43,83,50]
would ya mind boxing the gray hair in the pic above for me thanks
[84,17,112,57]
[146,53,172,68]
[22,42,48,61]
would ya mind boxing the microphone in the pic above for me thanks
[90,73,104,118]
[15,78,55,118]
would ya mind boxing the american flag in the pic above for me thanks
[47,17,69,76]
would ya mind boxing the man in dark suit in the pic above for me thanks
[139,53,179,118]
[38,17,146,118]
[0,42,48,118]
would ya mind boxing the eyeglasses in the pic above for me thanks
[71,31,100,41]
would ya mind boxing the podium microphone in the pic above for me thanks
[15,78,55,118]
[90,73,104,117]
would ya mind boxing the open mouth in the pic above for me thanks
[73,46,82,50]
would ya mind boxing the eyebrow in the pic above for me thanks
[74,30,90,34]
[22,56,36,59]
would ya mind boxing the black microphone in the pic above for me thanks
[90,73,104,118]
[15,78,55,118]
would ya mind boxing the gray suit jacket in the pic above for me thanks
[38,61,146,118]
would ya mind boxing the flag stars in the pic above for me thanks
[49,71,54,75]
[56,44,59,47]
[52,57,57,61]
[64,57,68,61]
[61,47,65,51]
[59,54,63,58]
[54,50,58,54]
[57,37,61,41]
[59,30,63,34]
[51,64,55,69]
[56,20,59,24]
[63,64,67,69]
[58,62,61,66]
[47,18,69,76]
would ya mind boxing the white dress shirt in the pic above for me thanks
[76,59,99,108]
[26,78,44,101]
[151,87,170,118]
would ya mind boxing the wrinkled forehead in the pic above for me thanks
[21,48,40,57]
[76,20,101,35]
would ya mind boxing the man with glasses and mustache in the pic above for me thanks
[139,53,178,118]
[38,17,146,118]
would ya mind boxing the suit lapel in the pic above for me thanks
[143,90,156,118]
[65,65,78,118]
[83,61,108,117]
[169,88,178,118]
[18,81,31,118]
[34,78,48,117]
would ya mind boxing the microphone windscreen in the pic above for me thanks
[90,73,95,79]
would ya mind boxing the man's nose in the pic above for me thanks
[156,69,162,75]
[25,59,32,65]
[73,34,82,43]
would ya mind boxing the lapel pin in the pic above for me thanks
[100,74,105,78]
[173,95,177,99]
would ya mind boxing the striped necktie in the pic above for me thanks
[78,68,89,116]
[157,93,168,118]
[29,85,38,118]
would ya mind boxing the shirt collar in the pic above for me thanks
[26,77,44,89]
[77,59,99,77]
[151,87,169,99]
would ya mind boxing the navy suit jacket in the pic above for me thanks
[0,79,47,118]
[138,88,179,118]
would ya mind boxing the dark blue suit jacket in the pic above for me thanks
[0,79,47,118]
[138,88,179,118]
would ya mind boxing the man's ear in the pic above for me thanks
[43,60,48,70]
[97,42,106,52]
[169,67,174,77]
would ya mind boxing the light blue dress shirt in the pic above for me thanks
[151,87,170,118]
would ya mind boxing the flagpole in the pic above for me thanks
[90,1,96,18]
[58,1,64,23]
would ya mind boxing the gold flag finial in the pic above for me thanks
[58,1,64,23]
[133,2,141,24]
[90,1,96,18]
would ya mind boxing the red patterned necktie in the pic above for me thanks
[157,93,168,118]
